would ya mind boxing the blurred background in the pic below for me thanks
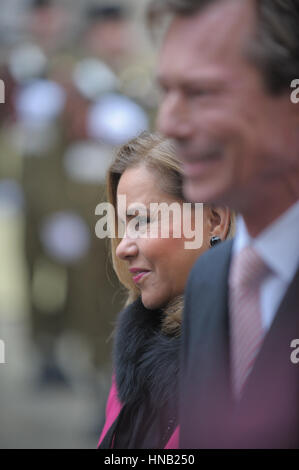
[0,0,158,448]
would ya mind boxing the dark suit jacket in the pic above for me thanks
[180,240,299,448]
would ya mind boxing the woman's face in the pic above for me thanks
[116,165,213,309]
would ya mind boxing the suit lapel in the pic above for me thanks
[198,240,234,404]
[181,240,236,447]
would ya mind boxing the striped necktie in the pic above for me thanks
[229,246,271,400]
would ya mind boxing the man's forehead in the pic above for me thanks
[158,0,256,73]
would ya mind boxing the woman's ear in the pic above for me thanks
[206,206,232,241]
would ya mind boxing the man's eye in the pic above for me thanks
[158,83,170,95]
[187,88,210,97]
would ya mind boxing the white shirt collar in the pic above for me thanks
[234,200,299,283]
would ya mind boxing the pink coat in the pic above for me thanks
[98,376,179,449]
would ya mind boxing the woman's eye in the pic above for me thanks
[136,216,150,227]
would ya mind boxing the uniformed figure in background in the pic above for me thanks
[16,54,127,387]
[13,1,151,390]
[0,0,157,445]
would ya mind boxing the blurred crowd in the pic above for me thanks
[0,0,157,430]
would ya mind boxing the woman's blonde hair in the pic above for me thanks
[106,131,235,306]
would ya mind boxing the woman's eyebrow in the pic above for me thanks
[117,206,149,221]
[126,204,150,214]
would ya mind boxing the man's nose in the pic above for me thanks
[157,91,192,139]
[115,233,138,260]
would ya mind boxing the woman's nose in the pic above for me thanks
[116,234,138,260]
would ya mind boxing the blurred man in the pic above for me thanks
[151,0,299,448]
[83,4,136,73]
[83,4,158,118]
[27,0,70,53]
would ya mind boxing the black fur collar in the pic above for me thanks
[113,297,180,410]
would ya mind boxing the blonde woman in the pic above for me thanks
[98,132,234,449]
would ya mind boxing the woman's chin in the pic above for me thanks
[141,292,169,311]
[141,297,157,310]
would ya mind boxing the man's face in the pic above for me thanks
[157,0,299,211]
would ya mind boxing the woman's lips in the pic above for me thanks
[132,271,150,284]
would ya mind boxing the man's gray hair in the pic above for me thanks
[147,0,299,95]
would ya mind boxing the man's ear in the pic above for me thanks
[206,206,232,241]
